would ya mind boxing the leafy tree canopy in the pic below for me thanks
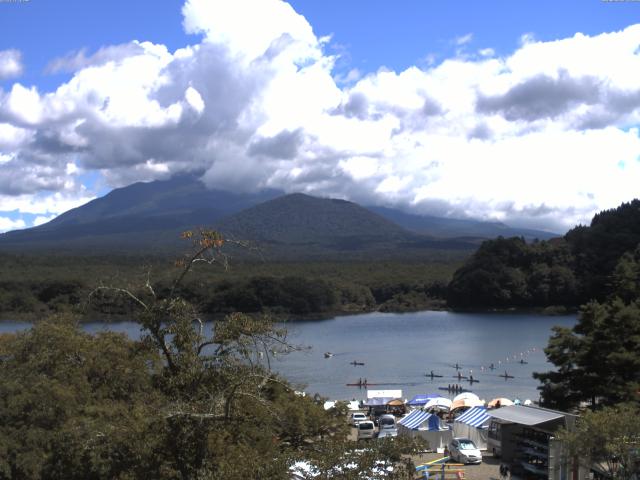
[448,199,640,309]
[557,404,640,480]
[534,244,640,410]
[0,230,424,479]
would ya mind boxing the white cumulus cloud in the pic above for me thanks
[0,216,26,233]
[0,49,23,79]
[0,1,639,233]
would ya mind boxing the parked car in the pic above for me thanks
[378,414,397,431]
[350,412,368,426]
[376,428,398,439]
[449,438,482,464]
[357,421,376,440]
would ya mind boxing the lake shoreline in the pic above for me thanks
[0,302,577,323]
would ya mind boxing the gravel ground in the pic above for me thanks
[349,424,503,479]
[411,451,501,480]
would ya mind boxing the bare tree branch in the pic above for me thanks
[87,286,150,312]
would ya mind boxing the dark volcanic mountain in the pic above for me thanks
[213,193,478,259]
[0,176,557,257]
[43,175,282,230]
[218,193,407,244]
[0,176,283,252]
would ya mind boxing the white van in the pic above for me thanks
[357,421,376,440]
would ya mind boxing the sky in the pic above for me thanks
[1,0,640,234]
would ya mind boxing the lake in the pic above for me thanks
[273,310,576,402]
[0,310,576,403]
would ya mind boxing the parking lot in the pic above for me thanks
[410,451,501,480]
[349,418,501,479]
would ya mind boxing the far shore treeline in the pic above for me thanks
[1,199,640,320]
[0,257,454,320]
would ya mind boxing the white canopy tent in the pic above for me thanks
[451,397,485,411]
[453,392,481,403]
[424,397,453,411]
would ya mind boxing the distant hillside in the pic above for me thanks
[217,193,407,244]
[368,206,558,240]
[0,176,282,252]
[212,193,479,259]
[43,175,281,229]
[0,175,552,259]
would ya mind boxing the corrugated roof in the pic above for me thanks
[487,406,567,426]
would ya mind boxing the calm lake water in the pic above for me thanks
[275,310,576,403]
[0,310,576,403]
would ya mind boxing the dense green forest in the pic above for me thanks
[448,199,640,310]
[0,233,426,478]
[534,243,640,410]
[0,254,456,320]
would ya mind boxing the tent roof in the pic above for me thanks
[488,398,514,407]
[452,398,484,410]
[487,406,572,426]
[398,410,437,430]
[408,394,441,406]
[453,392,480,403]
[454,406,490,428]
[408,395,428,406]
[424,397,452,410]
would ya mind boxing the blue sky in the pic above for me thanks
[3,1,635,88]
[0,0,639,233]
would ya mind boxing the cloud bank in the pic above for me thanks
[1,0,640,233]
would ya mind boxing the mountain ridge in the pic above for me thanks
[0,177,558,257]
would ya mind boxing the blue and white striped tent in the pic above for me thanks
[398,410,453,449]
[452,406,491,449]
[398,410,440,430]
[455,407,490,428]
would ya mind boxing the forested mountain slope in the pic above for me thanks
[447,200,640,309]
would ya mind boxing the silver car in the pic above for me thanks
[449,437,482,464]
[377,429,398,439]
[378,414,397,431]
